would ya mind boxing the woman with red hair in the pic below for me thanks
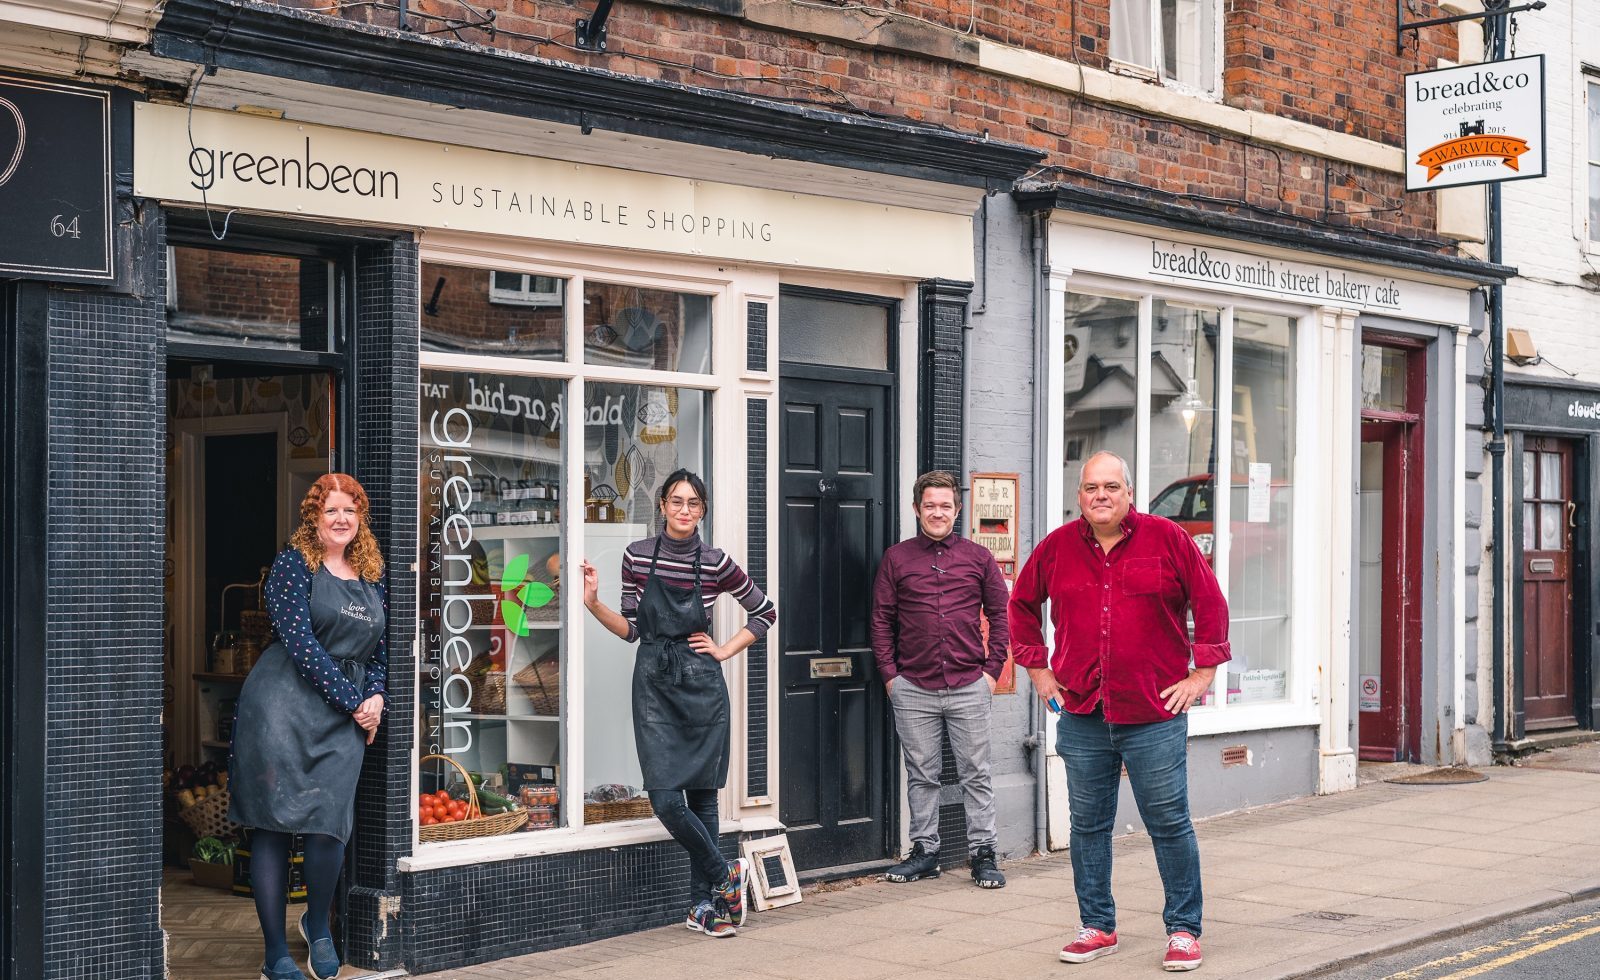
[229,473,388,980]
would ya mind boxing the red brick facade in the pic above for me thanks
[270,0,1463,248]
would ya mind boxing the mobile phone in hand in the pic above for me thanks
[1046,696,1061,714]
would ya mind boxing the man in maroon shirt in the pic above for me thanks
[1008,451,1228,972]
[872,470,1011,889]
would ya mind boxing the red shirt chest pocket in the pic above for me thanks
[1120,557,1166,596]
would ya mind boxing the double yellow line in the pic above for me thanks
[1382,909,1600,980]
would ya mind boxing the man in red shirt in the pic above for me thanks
[1008,451,1228,972]
[872,470,1011,889]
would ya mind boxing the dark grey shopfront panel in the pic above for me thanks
[40,208,168,980]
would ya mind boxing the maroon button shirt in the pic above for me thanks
[872,531,1011,691]
[1008,508,1230,724]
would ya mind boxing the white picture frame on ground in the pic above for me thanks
[739,834,802,912]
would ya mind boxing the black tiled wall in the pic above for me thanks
[918,280,973,830]
[745,395,769,798]
[41,207,167,980]
[347,239,421,971]
[402,834,739,973]
[917,280,971,492]
[746,300,768,373]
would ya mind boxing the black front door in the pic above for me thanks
[778,372,893,872]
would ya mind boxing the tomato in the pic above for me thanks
[420,815,436,826]
[435,790,451,803]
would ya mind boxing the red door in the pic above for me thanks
[1521,438,1577,731]
[1356,341,1425,762]
[1358,420,1423,760]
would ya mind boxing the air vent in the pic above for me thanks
[1221,745,1251,767]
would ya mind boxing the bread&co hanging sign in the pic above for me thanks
[1404,55,1545,192]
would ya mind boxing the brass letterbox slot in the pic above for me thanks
[809,657,853,680]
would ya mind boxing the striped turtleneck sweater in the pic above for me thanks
[618,531,776,643]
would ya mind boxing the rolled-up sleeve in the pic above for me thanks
[1173,528,1230,667]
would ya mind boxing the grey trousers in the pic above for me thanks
[889,676,998,853]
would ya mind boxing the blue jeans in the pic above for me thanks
[1056,706,1202,937]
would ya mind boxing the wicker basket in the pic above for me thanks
[465,653,508,715]
[179,788,242,839]
[584,797,654,824]
[418,754,527,842]
[514,655,561,716]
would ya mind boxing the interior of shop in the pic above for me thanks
[159,242,355,978]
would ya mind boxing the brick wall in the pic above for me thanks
[268,0,1459,244]
[172,246,302,324]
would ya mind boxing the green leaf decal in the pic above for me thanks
[521,581,555,609]
[502,553,530,592]
[501,598,529,636]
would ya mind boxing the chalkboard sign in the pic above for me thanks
[0,74,113,282]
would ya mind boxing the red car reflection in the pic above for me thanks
[1149,473,1290,565]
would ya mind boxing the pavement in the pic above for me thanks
[429,752,1600,980]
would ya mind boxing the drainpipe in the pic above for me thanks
[1028,208,1051,856]
[1486,13,1511,758]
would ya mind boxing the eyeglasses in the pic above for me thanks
[665,497,705,513]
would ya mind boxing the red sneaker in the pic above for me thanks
[1059,927,1119,963]
[1163,932,1202,971]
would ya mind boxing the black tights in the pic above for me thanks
[648,789,724,907]
[248,830,345,964]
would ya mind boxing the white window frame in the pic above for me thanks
[406,239,744,869]
[1046,272,1319,738]
[1107,0,1223,98]
[487,270,565,308]
[1585,72,1600,248]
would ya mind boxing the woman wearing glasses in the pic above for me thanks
[580,468,776,938]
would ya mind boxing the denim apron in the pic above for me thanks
[229,568,384,843]
[631,537,730,791]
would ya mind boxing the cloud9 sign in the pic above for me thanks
[1404,55,1545,192]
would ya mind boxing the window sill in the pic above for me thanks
[397,813,785,872]
[1186,701,1319,738]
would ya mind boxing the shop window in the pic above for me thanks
[1055,291,1301,714]
[419,368,567,829]
[421,262,567,359]
[1228,312,1296,705]
[582,383,711,796]
[417,257,723,844]
[1148,301,1220,561]
[1587,76,1599,242]
[167,245,335,351]
[584,282,712,373]
[1109,0,1217,92]
[1062,293,1139,522]
[778,293,891,370]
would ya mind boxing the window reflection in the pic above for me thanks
[1062,293,1139,521]
[584,282,712,373]
[1229,312,1296,704]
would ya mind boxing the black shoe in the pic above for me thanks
[970,845,1006,889]
[885,842,941,883]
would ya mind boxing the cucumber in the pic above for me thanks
[475,786,518,812]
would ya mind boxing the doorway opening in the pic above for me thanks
[776,287,898,874]
[159,237,351,979]
[1356,340,1426,762]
